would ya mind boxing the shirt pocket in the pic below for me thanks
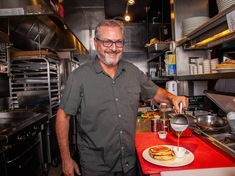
[125,86,140,107]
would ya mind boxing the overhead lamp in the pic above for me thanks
[124,13,131,22]
[124,2,131,22]
[128,0,135,5]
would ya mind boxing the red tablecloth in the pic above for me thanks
[135,132,235,175]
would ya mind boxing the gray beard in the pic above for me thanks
[98,53,121,66]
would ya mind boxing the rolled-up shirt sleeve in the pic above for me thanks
[139,70,159,100]
[59,71,82,116]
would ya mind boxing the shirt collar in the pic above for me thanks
[93,56,103,73]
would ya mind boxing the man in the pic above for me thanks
[56,19,188,176]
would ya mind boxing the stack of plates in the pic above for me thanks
[203,59,211,74]
[216,0,235,12]
[182,16,210,36]
[211,58,219,73]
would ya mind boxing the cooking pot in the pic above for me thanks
[196,115,228,131]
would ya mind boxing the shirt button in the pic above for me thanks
[120,130,123,134]
[115,98,119,101]
[118,114,122,118]
[125,162,129,167]
[121,146,125,150]
[112,81,115,84]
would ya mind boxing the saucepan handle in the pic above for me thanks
[179,101,183,114]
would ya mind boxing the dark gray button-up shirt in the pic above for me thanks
[60,57,158,173]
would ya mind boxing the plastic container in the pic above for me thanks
[166,80,178,95]
[158,131,167,139]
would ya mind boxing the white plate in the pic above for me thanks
[142,145,194,167]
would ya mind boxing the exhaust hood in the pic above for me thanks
[0,0,87,54]
[0,0,53,16]
[205,91,235,113]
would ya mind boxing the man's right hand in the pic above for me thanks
[62,158,81,176]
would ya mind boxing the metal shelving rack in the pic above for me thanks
[0,42,9,74]
[9,56,60,119]
[9,55,61,166]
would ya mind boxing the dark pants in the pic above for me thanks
[81,166,137,176]
[71,151,138,176]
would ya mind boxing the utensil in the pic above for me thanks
[196,115,228,131]
[170,102,189,150]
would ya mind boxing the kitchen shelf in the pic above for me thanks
[175,72,235,81]
[151,76,174,81]
[176,5,235,49]
[147,42,170,53]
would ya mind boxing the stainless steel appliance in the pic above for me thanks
[0,111,48,176]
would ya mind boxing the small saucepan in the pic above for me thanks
[170,102,189,131]
[196,114,228,131]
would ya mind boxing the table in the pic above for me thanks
[135,132,235,176]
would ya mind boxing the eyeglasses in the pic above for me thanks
[95,38,125,48]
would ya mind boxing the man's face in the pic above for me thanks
[94,26,124,66]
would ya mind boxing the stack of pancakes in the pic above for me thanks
[149,146,176,161]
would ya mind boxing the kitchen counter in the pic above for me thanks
[135,132,235,176]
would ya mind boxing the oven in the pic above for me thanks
[4,133,43,176]
[0,112,48,176]
[0,150,7,176]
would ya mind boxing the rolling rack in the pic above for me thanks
[9,50,61,170]
[0,42,9,74]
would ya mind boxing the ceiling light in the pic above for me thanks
[124,14,131,22]
[128,0,135,5]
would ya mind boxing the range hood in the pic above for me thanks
[0,0,52,16]
[0,0,87,54]
[205,91,235,113]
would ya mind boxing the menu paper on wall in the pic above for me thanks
[226,10,235,32]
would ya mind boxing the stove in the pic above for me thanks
[0,111,47,149]
[0,111,48,176]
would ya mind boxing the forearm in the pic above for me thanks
[152,87,176,104]
[55,108,71,161]
[152,87,188,113]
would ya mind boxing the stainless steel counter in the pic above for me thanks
[193,128,235,159]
